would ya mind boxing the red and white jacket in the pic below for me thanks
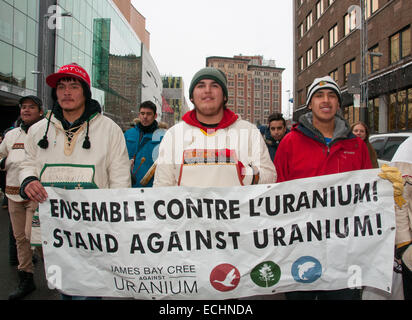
[154,109,276,187]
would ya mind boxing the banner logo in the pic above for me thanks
[291,256,322,283]
[250,261,281,288]
[210,264,240,292]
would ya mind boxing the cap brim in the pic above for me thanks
[46,72,88,88]
[19,95,42,107]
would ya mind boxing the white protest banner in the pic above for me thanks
[39,169,395,299]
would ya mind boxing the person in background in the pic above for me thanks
[0,95,44,300]
[1,127,18,267]
[18,63,130,300]
[259,112,290,162]
[391,136,412,300]
[351,121,379,168]
[124,101,164,188]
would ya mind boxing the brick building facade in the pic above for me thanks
[206,55,284,125]
[294,0,412,133]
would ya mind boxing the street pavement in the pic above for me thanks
[0,197,60,300]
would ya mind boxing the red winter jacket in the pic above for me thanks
[274,115,372,183]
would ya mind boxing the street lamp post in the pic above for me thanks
[34,6,72,109]
[360,0,368,123]
[359,1,383,124]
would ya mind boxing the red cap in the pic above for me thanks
[46,63,91,88]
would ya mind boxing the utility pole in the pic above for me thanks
[360,0,368,123]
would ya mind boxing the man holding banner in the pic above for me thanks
[18,63,130,299]
[274,76,373,300]
[154,67,276,187]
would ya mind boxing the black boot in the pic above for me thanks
[8,271,36,300]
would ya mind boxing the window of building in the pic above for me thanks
[306,11,313,31]
[389,88,412,131]
[344,105,359,125]
[328,24,338,48]
[306,47,313,66]
[365,0,379,19]
[298,56,304,72]
[297,0,304,8]
[368,45,380,74]
[316,1,324,20]
[298,89,305,106]
[390,27,411,64]
[298,23,304,39]
[329,69,338,84]
[344,59,356,84]
[316,37,324,58]
[344,10,357,36]
[368,97,380,133]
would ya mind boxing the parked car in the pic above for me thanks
[369,132,412,166]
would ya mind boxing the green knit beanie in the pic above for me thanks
[189,67,228,100]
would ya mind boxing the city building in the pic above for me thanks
[161,96,175,129]
[206,55,284,125]
[162,76,189,124]
[0,0,162,132]
[294,0,412,133]
[0,0,39,132]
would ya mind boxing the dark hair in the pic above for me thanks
[139,101,157,114]
[268,112,286,127]
[39,77,92,150]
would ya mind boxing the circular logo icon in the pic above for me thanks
[250,261,281,288]
[291,256,322,283]
[210,264,240,292]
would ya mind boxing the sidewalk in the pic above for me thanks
[0,200,60,300]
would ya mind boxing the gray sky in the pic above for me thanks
[132,0,293,117]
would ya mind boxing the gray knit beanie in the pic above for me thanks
[306,76,342,107]
[189,67,228,100]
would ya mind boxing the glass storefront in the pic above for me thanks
[343,104,360,126]
[367,97,379,133]
[0,0,39,93]
[388,87,412,132]
[56,0,143,130]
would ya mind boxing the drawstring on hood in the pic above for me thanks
[37,99,101,150]
[38,104,56,149]
[82,120,91,149]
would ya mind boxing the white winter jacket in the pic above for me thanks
[154,115,276,187]
[0,127,28,202]
[19,113,131,190]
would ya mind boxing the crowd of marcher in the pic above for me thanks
[0,63,411,300]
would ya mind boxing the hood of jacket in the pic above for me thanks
[52,99,102,130]
[182,109,238,132]
[296,112,356,146]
